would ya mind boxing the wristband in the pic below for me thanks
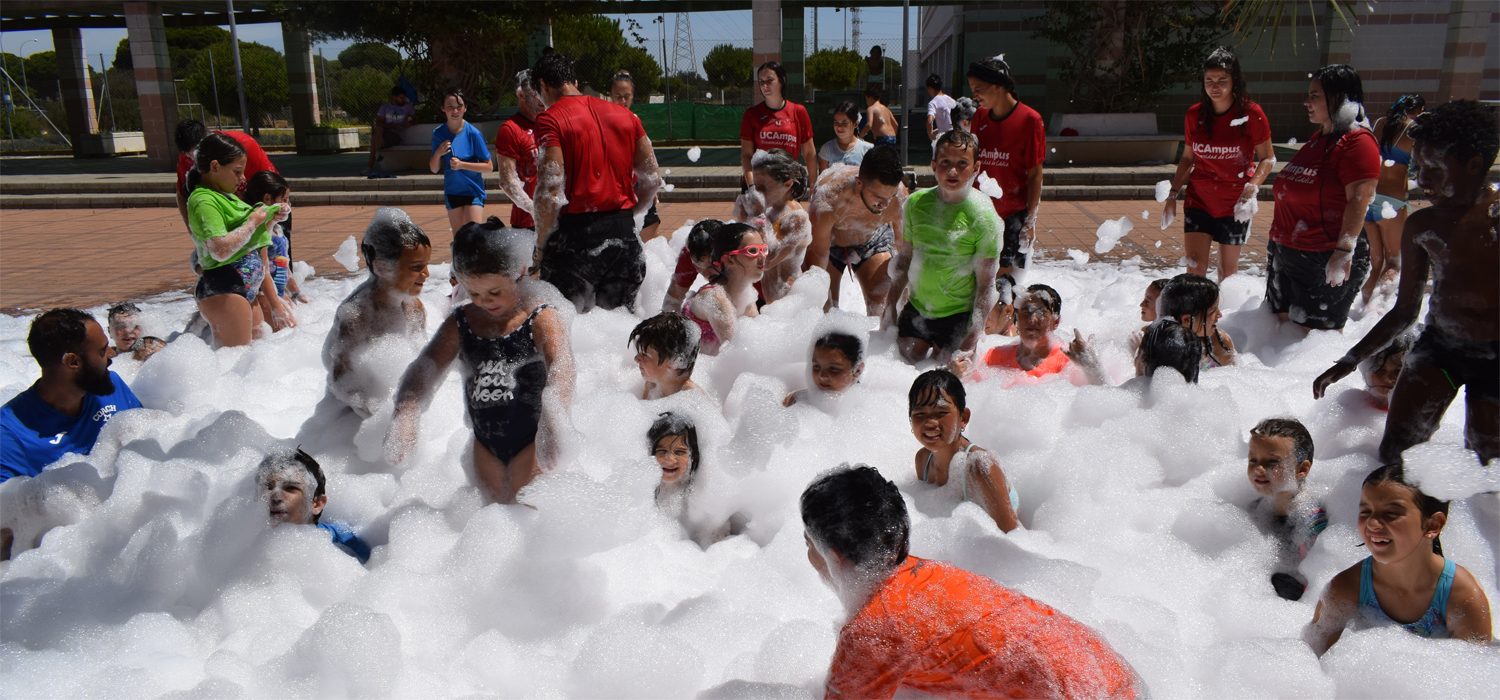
[1334,247,1353,253]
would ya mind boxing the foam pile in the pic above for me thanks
[1,234,1495,698]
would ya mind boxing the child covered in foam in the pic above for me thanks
[1304,464,1491,654]
[630,312,704,400]
[106,303,166,363]
[783,327,866,410]
[907,369,1020,533]
[977,283,1106,386]
[385,218,574,505]
[660,219,725,315]
[683,222,767,356]
[1159,273,1236,369]
[321,207,433,419]
[1244,418,1327,601]
[257,448,370,563]
[649,411,743,547]
[734,150,811,302]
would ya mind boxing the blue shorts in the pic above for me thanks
[873,135,899,148]
[446,194,485,210]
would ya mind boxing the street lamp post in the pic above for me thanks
[19,38,37,102]
[655,15,671,140]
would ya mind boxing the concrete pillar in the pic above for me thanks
[51,27,97,157]
[780,6,805,103]
[1436,0,1489,102]
[281,23,320,154]
[751,0,780,105]
[124,2,178,170]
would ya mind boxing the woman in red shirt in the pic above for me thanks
[1265,64,1380,332]
[739,61,817,192]
[1164,47,1275,281]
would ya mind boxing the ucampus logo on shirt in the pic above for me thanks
[1281,163,1319,185]
[759,129,799,149]
[978,147,1009,167]
[1192,143,1246,160]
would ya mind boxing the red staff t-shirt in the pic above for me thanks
[533,95,645,214]
[739,100,813,156]
[175,131,276,198]
[972,101,1046,220]
[494,112,539,228]
[1269,128,1380,252]
[1184,101,1272,218]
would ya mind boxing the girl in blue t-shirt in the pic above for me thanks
[430,88,492,232]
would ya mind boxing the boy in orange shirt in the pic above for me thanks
[802,465,1141,699]
[982,284,1106,384]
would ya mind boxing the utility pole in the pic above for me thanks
[852,8,861,56]
[672,12,694,101]
[209,48,221,131]
[19,39,37,103]
[655,15,671,139]
[900,0,909,167]
[812,8,818,54]
[226,0,251,134]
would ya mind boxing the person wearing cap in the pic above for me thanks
[966,57,1046,280]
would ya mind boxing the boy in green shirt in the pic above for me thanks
[885,130,1001,365]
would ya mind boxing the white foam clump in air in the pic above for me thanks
[662,184,676,192]
[1380,201,1397,219]
[333,235,361,272]
[663,168,672,175]
[687,146,702,162]
[1155,240,1162,248]
[1154,180,1172,203]
[1402,443,1500,500]
[976,172,1004,200]
[1094,216,1134,253]
[1288,137,1298,146]
[1384,159,1396,167]
[1067,249,1089,265]
[1,255,1497,698]
[1229,116,1249,127]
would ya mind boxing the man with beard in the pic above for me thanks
[1,308,142,482]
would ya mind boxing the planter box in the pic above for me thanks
[1044,113,1181,166]
[305,127,361,154]
[77,131,146,157]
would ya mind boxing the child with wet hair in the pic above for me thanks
[257,448,371,563]
[980,283,1106,384]
[735,149,811,302]
[907,369,1019,532]
[784,330,866,407]
[683,222,767,356]
[660,219,725,315]
[1245,418,1327,601]
[630,312,703,400]
[1160,273,1235,368]
[1360,330,1416,411]
[803,464,1141,699]
[1304,464,1491,654]
[1140,278,1169,324]
[385,218,574,505]
[242,170,309,307]
[1136,319,1202,385]
[106,303,165,361]
[649,412,743,547]
[323,207,433,418]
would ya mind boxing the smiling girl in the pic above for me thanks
[684,222,767,355]
[907,369,1019,533]
[784,330,866,408]
[737,149,811,302]
[817,101,873,171]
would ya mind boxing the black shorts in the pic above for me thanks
[1264,237,1370,331]
[1001,211,1030,269]
[194,263,249,301]
[643,203,661,228]
[1407,325,1500,402]
[829,223,896,274]
[382,128,405,146]
[1184,208,1250,246]
[540,209,645,311]
[446,195,484,210]
[897,301,970,354]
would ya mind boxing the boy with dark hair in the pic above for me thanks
[860,86,898,148]
[802,464,1141,699]
[807,146,908,317]
[661,219,725,315]
[925,74,956,145]
[966,57,1046,276]
[629,312,703,400]
[981,284,1105,384]
[257,449,371,563]
[1,309,142,482]
[105,302,165,361]
[1246,418,1327,601]
[363,85,415,176]
[1314,100,1499,465]
[886,130,1000,365]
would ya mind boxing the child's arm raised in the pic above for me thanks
[384,313,462,466]
[1445,565,1494,645]
[1302,565,1361,656]
[968,450,1020,533]
[531,305,575,472]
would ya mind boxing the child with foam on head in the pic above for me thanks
[649,411,744,547]
[803,465,1142,699]
[257,448,371,564]
[683,222,766,356]
[385,218,574,505]
[783,328,866,408]
[1140,278,1169,324]
[1303,464,1492,654]
[630,312,703,400]
[734,149,812,302]
[105,303,165,362]
[242,171,309,308]
[660,219,724,315]
[1159,273,1235,369]
[908,369,1020,533]
[979,283,1106,385]
[1245,418,1328,601]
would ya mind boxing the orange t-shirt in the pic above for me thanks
[826,557,1139,700]
[983,344,1071,377]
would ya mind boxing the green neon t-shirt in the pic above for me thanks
[902,186,1002,318]
[187,187,274,270]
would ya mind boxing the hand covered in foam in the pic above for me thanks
[383,407,420,466]
[1233,184,1259,223]
[271,202,292,225]
[1325,248,1354,287]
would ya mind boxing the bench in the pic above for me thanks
[377,120,504,173]
[1043,113,1181,166]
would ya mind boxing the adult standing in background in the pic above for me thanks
[966,57,1045,279]
[531,52,662,313]
[864,46,885,93]
[1264,64,1379,333]
[363,86,415,176]
[1163,47,1275,282]
[740,61,818,191]
[430,88,492,233]
[1362,93,1425,303]
[925,75,957,148]
[608,71,663,242]
[495,69,544,232]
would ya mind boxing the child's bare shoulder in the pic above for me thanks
[1325,562,1363,601]
[1449,564,1491,609]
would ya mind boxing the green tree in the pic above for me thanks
[805,48,863,91]
[184,40,288,130]
[338,42,401,73]
[553,15,660,95]
[702,44,751,93]
[335,66,395,124]
[21,51,58,100]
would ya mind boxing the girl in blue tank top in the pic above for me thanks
[1302,464,1491,655]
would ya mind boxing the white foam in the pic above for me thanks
[333,236,360,272]
[1094,216,1134,254]
[688,147,702,163]
[1230,116,1249,127]
[976,172,1004,200]
[1380,201,1397,220]
[1154,181,1171,203]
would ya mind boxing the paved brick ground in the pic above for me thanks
[0,200,1273,313]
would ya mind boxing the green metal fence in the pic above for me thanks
[630,102,745,142]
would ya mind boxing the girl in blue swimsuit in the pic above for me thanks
[1302,464,1491,655]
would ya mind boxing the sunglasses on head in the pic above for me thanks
[720,244,768,263]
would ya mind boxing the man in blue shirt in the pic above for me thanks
[1,308,142,483]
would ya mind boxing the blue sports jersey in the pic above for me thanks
[318,521,372,564]
[431,121,489,199]
[0,371,142,482]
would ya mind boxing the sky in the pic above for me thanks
[0,6,922,76]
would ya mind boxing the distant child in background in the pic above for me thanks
[784,330,866,407]
[630,312,703,400]
[908,369,1020,533]
[1360,331,1416,411]
[385,218,575,505]
[816,101,873,171]
[323,208,432,418]
[106,303,165,362]
[1245,418,1327,601]
[258,449,371,564]
[242,171,309,307]
[1304,464,1491,654]
[661,219,724,315]
[981,284,1106,384]
[684,222,766,356]
[1160,273,1235,369]
[736,149,811,302]
[949,97,976,134]
[1137,319,1202,385]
